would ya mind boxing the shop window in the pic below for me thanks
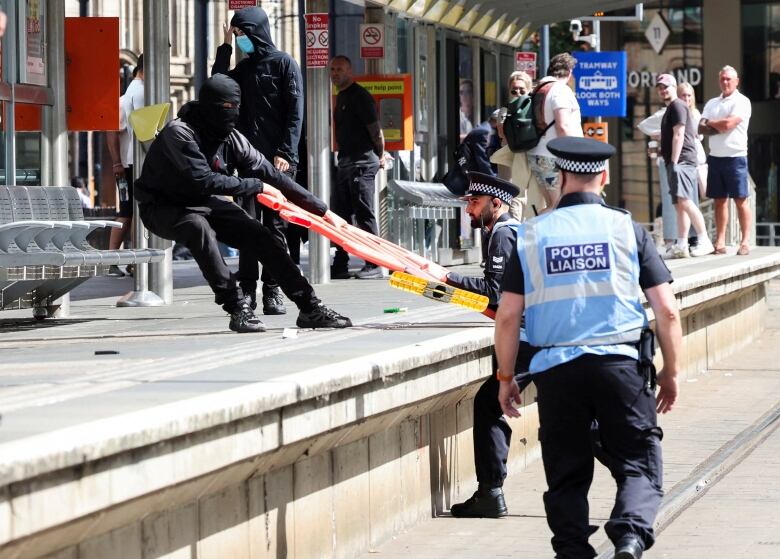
[742,1,780,101]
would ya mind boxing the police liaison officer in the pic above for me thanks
[444,172,539,518]
[135,75,352,333]
[495,137,682,559]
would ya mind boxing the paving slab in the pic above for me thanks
[356,280,780,558]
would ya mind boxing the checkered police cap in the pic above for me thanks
[464,172,520,204]
[547,137,616,175]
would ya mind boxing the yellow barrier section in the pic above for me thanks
[389,271,489,312]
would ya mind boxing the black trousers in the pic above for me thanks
[473,342,538,488]
[534,354,663,558]
[237,165,296,295]
[332,161,379,269]
[139,197,318,312]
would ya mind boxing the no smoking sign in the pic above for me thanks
[304,13,329,68]
[360,24,384,59]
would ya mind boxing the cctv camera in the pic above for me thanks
[570,19,582,34]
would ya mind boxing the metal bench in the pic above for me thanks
[386,180,465,262]
[0,185,165,318]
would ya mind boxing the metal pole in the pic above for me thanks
[593,20,602,125]
[3,1,17,185]
[305,0,330,284]
[540,24,550,79]
[116,139,164,307]
[143,0,174,303]
[44,0,71,317]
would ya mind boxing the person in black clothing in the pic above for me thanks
[444,171,538,518]
[329,55,386,280]
[135,75,351,333]
[212,6,304,315]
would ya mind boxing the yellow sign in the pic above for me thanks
[384,128,401,141]
[359,81,405,95]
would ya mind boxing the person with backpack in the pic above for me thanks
[519,53,583,210]
[491,71,545,220]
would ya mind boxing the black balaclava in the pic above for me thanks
[230,7,277,58]
[196,74,241,140]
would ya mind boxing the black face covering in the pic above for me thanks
[196,75,242,140]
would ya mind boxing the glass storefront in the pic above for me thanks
[618,2,703,223]
[743,0,780,222]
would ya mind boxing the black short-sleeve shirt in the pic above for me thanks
[660,98,698,165]
[501,192,673,295]
[334,82,380,165]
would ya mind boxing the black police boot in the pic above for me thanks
[296,304,352,329]
[330,265,352,280]
[614,534,643,559]
[450,486,507,518]
[262,285,287,315]
[228,300,266,333]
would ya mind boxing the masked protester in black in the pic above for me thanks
[212,6,304,316]
[135,75,352,333]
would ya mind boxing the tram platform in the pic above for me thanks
[0,248,778,558]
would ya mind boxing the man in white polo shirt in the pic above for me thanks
[700,65,752,255]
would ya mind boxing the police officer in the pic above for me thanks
[135,75,352,333]
[495,137,681,559]
[445,172,538,518]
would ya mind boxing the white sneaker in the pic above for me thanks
[671,244,690,259]
[661,245,676,260]
[690,239,715,257]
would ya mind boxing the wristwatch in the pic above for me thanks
[496,368,514,382]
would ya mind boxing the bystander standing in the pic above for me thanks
[700,66,753,255]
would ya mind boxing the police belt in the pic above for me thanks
[538,328,657,389]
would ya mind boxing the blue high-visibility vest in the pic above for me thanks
[515,203,648,373]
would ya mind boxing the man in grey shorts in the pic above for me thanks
[657,74,714,258]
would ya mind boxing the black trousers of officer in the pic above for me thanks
[534,354,663,559]
[474,342,538,488]
[332,161,379,269]
[139,196,318,312]
[237,165,297,296]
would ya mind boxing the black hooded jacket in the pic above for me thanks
[212,7,304,166]
[134,102,326,216]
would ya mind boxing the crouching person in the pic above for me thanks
[135,75,351,332]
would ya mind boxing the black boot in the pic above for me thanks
[450,486,507,518]
[262,285,287,315]
[614,534,643,559]
[228,300,266,333]
[296,304,352,328]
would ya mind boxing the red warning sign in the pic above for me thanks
[229,0,257,9]
[305,13,329,68]
[515,51,537,80]
[360,24,385,59]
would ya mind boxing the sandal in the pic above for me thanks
[712,246,727,255]
[737,245,750,256]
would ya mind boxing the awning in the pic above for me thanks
[374,0,641,46]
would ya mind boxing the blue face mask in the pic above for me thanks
[236,35,254,54]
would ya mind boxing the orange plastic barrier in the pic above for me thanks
[257,193,449,283]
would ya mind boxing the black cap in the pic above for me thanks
[463,171,520,204]
[547,137,615,174]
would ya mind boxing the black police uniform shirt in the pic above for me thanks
[660,98,698,166]
[446,212,518,310]
[211,7,304,166]
[501,192,673,296]
[134,103,326,216]
[334,82,380,166]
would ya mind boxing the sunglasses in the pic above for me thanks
[510,88,526,95]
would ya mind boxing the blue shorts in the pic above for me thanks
[706,155,748,199]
